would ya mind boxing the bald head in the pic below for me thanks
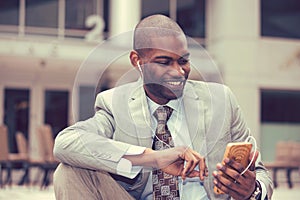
[133,15,186,55]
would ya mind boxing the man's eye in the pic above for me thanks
[156,60,171,65]
[178,59,189,65]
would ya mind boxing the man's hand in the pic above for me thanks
[213,151,259,200]
[124,146,208,180]
[158,147,208,180]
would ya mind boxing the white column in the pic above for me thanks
[19,0,25,37]
[29,84,44,160]
[58,0,66,39]
[109,0,141,37]
[206,0,261,146]
[70,84,79,124]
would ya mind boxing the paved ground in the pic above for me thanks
[272,184,300,200]
[0,186,55,200]
[0,184,299,200]
[0,170,299,199]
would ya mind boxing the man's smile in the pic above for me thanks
[163,79,186,90]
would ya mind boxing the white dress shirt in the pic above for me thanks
[141,97,209,200]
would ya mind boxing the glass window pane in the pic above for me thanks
[0,0,19,25]
[65,0,98,30]
[142,0,169,18]
[261,89,300,123]
[103,0,109,32]
[79,86,95,121]
[26,0,58,28]
[177,0,205,38]
[261,0,300,39]
[45,90,69,137]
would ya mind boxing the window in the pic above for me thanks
[142,0,169,17]
[26,0,58,28]
[142,0,205,38]
[261,89,300,123]
[65,0,103,38]
[65,0,97,30]
[79,86,95,121]
[0,0,106,39]
[261,0,300,39]
[103,0,109,33]
[45,90,69,137]
[0,0,19,26]
[177,0,205,38]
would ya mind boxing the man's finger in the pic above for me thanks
[187,170,200,178]
[199,157,206,180]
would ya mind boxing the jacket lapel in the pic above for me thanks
[183,83,207,155]
[128,81,153,148]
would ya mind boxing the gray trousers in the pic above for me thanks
[53,163,135,200]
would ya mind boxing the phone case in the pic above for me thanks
[214,142,252,194]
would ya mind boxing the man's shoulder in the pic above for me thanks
[94,81,141,105]
[186,80,238,114]
[186,80,229,92]
[186,80,233,104]
[96,81,140,97]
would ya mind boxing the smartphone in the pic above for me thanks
[214,142,252,194]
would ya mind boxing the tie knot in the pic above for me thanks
[153,106,173,122]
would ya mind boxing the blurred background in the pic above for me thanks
[0,0,300,199]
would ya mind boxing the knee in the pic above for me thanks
[53,163,70,187]
[53,163,94,200]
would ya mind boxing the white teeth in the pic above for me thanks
[166,81,182,86]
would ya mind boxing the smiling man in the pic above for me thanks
[131,40,190,104]
[53,15,273,200]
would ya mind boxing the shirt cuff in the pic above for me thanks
[116,145,146,179]
[258,180,267,200]
[125,145,146,155]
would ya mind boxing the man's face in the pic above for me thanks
[140,35,191,105]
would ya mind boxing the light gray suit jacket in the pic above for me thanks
[54,80,273,199]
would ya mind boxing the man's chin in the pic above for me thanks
[166,90,184,100]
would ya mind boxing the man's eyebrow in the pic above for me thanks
[153,56,172,60]
[154,53,190,60]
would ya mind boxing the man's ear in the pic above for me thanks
[129,50,140,70]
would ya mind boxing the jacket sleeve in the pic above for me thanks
[226,86,274,199]
[53,90,137,174]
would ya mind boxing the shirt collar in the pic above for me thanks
[146,97,182,116]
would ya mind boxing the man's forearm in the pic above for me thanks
[123,148,156,167]
[123,147,182,169]
[123,146,207,180]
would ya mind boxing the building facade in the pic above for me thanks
[0,0,299,161]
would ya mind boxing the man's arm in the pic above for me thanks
[54,89,140,174]
[213,86,273,199]
[54,118,207,179]
[124,147,208,180]
[54,107,207,180]
[53,111,133,174]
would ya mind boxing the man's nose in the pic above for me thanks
[171,63,185,76]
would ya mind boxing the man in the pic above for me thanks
[53,14,273,199]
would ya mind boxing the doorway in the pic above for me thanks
[4,88,30,153]
[44,90,69,137]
